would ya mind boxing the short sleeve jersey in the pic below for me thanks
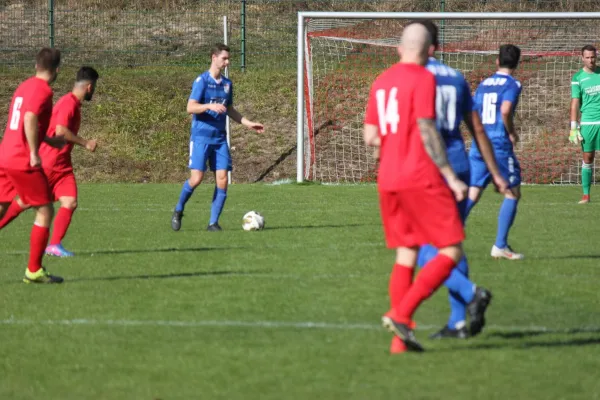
[471,72,522,155]
[189,71,233,145]
[0,77,53,171]
[40,92,82,172]
[571,67,600,124]
[364,63,443,191]
[426,57,473,175]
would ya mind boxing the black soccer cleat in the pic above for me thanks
[171,210,183,231]
[429,325,469,340]
[207,223,222,232]
[381,315,424,352]
[467,287,493,337]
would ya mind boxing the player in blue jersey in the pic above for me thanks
[171,44,264,231]
[414,21,509,341]
[466,44,524,259]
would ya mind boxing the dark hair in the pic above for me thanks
[35,47,61,72]
[411,20,439,48]
[582,44,597,55]
[498,44,521,69]
[76,66,99,82]
[211,43,230,57]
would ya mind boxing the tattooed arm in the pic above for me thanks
[417,118,467,201]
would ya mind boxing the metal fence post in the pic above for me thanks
[48,0,55,48]
[241,0,246,71]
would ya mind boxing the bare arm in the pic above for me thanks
[570,98,580,124]
[23,111,39,155]
[501,100,518,143]
[54,125,97,152]
[417,118,456,181]
[464,110,501,177]
[227,106,264,132]
[363,124,380,147]
[186,99,226,115]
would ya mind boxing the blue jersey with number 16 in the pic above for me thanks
[426,58,473,176]
[471,72,521,155]
[189,71,233,145]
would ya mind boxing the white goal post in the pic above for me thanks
[296,12,600,184]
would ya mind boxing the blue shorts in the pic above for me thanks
[469,151,521,189]
[189,141,232,172]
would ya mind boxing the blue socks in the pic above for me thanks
[464,198,477,219]
[495,198,518,249]
[209,187,227,225]
[175,181,195,212]
[418,244,475,328]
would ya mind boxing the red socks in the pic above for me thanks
[28,224,50,273]
[0,200,26,230]
[389,264,414,309]
[50,207,74,245]
[395,254,457,322]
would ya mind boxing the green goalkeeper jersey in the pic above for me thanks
[571,67,600,123]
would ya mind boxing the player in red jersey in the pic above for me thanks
[0,48,65,283]
[0,67,99,257]
[363,23,467,352]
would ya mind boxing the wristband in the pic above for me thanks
[571,121,578,129]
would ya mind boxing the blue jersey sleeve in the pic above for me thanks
[503,81,522,105]
[189,77,205,102]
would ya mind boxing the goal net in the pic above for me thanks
[298,13,600,184]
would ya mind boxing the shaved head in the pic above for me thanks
[398,23,432,65]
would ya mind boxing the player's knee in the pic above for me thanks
[34,203,54,227]
[188,173,203,188]
[439,244,463,263]
[15,198,31,210]
[216,175,228,189]
[61,198,77,210]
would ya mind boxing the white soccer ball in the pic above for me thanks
[242,211,265,231]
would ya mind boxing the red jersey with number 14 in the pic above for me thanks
[40,92,81,172]
[364,63,443,191]
[0,77,53,171]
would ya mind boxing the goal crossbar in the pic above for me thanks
[296,12,600,183]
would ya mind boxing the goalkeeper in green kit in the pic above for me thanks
[570,45,600,204]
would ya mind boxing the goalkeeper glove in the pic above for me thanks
[569,122,583,144]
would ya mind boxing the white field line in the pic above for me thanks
[0,318,597,334]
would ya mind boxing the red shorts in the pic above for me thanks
[379,184,465,249]
[45,169,77,200]
[0,168,52,206]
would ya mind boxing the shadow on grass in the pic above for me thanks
[74,246,243,256]
[265,223,380,231]
[68,269,268,283]
[459,337,600,351]
[487,327,600,339]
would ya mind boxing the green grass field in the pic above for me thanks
[1,184,599,399]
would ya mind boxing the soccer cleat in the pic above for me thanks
[45,244,74,257]
[491,245,524,260]
[467,287,493,337]
[429,324,469,340]
[23,267,64,284]
[579,195,590,204]
[207,223,222,232]
[171,210,183,231]
[381,314,424,352]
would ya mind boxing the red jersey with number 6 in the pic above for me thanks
[0,77,53,171]
[364,63,442,191]
[40,92,81,172]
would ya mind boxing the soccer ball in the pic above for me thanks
[242,211,265,231]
